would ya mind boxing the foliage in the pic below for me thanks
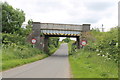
[48,37,60,54]
[2,34,60,71]
[2,2,25,33]
[22,19,33,36]
[2,43,45,60]
[84,27,118,63]
[14,19,33,36]
[2,33,25,45]
[48,37,59,48]
[69,49,118,78]
[2,43,48,71]
[2,34,48,71]
[62,37,71,43]
[1,2,60,71]
[68,40,77,55]
[68,27,118,78]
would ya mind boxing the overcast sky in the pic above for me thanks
[2,0,119,32]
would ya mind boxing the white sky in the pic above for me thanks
[2,0,119,40]
[2,0,119,30]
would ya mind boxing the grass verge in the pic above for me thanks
[2,42,61,71]
[69,49,118,78]
[2,54,48,71]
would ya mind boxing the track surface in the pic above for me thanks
[2,43,70,78]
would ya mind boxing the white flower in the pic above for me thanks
[108,58,111,60]
[96,49,99,52]
[97,54,100,56]
[106,53,109,55]
[116,43,118,47]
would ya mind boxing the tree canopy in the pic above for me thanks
[2,2,25,33]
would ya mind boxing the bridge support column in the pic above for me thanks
[76,36,80,49]
[44,36,49,53]
[27,22,41,49]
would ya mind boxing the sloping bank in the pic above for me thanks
[68,41,118,78]
[2,34,60,71]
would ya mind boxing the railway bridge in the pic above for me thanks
[28,22,90,52]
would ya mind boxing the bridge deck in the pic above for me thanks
[40,23,83,31]
[32,22,90,37]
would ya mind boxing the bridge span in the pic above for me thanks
[27,22,90,52]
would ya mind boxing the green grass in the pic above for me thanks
[1,45,51,71]
[2,54,48,71]
[67,40,76,54]
[2,42,61,71]
[0,49,2,72]
[69,49,118,78]
[1,45,49,71]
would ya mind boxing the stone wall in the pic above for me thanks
[82,24,91,32]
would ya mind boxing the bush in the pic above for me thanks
[2,33,25,45]
[84,27,119,63]
[62,37,71,43]
[2,43,44,60]
[48,37,60,55]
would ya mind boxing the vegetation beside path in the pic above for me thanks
[2,34,60,71]
[68,27,118,78]
[1,2,60,71]
[69,49,118,78]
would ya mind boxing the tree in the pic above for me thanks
[2,2,25,33]
[62,37,71,43]
[91,28,100,32]
[14,19,33,37]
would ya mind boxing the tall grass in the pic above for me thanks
[2,44,48,71]
[2,34,60,71]
[69,49,118,78]
[2,40,61,71]
[68,27,118,78]
[0,48,2,72]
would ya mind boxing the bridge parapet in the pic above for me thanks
[82,24,91,32]
[32,22,90,32]
[40,23,83,31]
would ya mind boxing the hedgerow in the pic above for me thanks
[84,27,119,63]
